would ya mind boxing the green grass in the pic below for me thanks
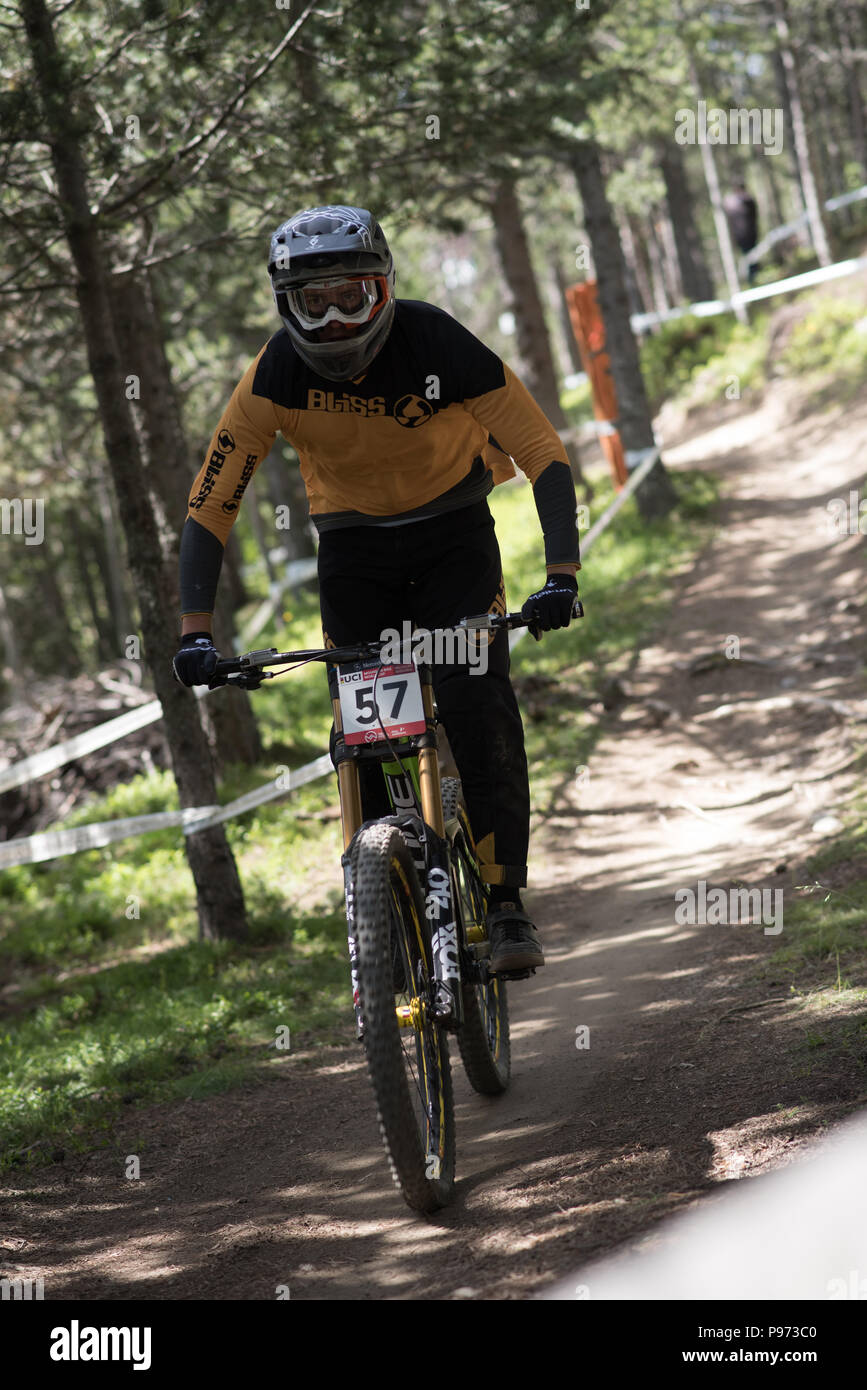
[640,313,747,413]
[767,801,867,976]
[637,270,867,415]
[756,789,867,1076]
[0,466,719,1169]
[0,922,351,1167]
[777,300,867,407]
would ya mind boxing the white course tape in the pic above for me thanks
[744,182,867,265]
[181,753,333,834]
[631,252,867,333]
[0,755,336,868]
[0,559,320,797]
[0,805,219,870]
[0,701,164,797]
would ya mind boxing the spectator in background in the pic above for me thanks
[724,181,760,285]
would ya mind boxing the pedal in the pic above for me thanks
[492,967,536,982]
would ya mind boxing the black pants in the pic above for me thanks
[318,500,530,887]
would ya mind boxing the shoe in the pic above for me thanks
[487,903,545,974]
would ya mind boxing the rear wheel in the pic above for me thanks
[351,821,456,1211]
[442,778,511,1095]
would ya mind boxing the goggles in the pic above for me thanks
[280,275,390,331]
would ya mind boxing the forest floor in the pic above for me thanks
[3,374,866,1300]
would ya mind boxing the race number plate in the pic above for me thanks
[337,662,426,745]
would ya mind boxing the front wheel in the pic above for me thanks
[351,821,456,1212]
[442,778,511,1095]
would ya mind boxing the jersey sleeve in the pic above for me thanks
[185,345,281,545]
[179,345,281,618]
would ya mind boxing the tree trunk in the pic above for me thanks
[624,213,657,320]
[0,576,20,676]
[544,265,581,383]
[611,210,647,319]
[110,265,262,768]
[655,205,684,305]
[837,4,867,177]
[659,142,715,302]
[70,504,115,663]
[645,214,671,315]
[770,45,811,242]
[570,138,677,519]
[35,528,82,672]
[21,0,247,942]
[552,260,587,375]
[750,141,785,251]
[805,9,844,209]
[490,178,590,497]
[94,462,133,650]
[680,53,749,320]
[769,0,832,265]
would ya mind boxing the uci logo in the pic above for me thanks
[393,394,434,429]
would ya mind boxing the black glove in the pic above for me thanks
[173,631,219,686]
[521,574,579,638]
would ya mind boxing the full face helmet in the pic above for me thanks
[267,205,396,380]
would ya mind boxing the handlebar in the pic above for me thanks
[208,601,584,690]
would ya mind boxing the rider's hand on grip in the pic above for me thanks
[173,631,220,687]
[521,574,579,637]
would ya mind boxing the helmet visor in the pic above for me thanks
[281,275,389,331]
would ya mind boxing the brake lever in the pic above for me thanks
[208,671,268,691]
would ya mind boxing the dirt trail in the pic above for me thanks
[4,379,866,1301]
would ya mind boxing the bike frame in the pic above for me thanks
[327,657,465,1033]
[208,602,581,1040]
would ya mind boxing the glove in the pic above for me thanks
[521,574,579,638]
[173,631,220,686]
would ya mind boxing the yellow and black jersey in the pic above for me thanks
[180,299,579,617]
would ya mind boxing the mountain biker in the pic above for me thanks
[723,180,759,285]
[173,204,581,975]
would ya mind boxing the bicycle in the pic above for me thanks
[208,603,581,1212]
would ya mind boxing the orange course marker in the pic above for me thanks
[564,281,629,490]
